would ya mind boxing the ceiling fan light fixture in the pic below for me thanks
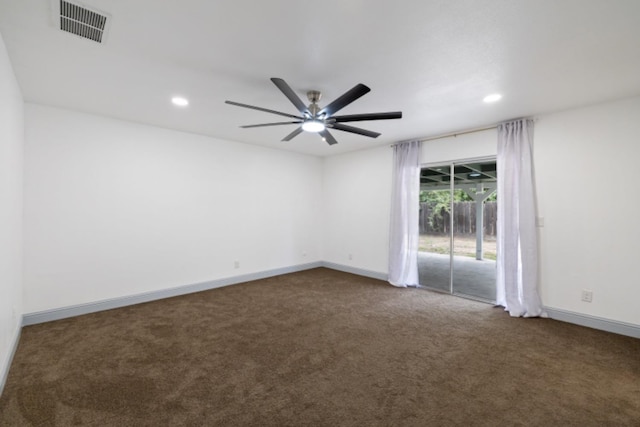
[302,119,325,133]
[483,93,502,103]
[171,96,189,107]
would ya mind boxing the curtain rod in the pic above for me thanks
[391,125,498,147]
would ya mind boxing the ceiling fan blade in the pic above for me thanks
[225,100,303,120]
[319,84,371,117]
[330,123,381,138]
[282,127,304,141]
[271,78,310,116]
[319,129,338,145]
[331,111,402,123]
[241,121,302,128]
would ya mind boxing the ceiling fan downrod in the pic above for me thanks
[306,90,322,118]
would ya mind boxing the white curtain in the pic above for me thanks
[388,140,421,287]
[496,119,544,317]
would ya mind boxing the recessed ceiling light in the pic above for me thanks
[483,94,502,103]
[171,96,189,107]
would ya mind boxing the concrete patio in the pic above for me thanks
[417,251,496,302]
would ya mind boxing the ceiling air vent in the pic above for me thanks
[54,0,111,43]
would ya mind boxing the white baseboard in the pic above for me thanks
[545,307,640,339]
[22,262,323,326]
[20,264,639,340]
[0,323,22,397]
[321,261,388,281]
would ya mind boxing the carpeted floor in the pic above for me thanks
[1,268,639,426]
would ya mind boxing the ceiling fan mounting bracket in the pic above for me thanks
[306,90,321,103]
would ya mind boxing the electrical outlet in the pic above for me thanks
[536,216,545,227]
[302,251,307,257]
[234,260,240,269]
[348,253,353,260]
[581,289,593,303]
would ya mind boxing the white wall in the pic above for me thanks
[322,99,640,329]
[14,77,640,330]
[322,146,393,274]
[23,104,322,313]
[535,96,640,325]
[419,128,497,165]
[0,33,24,389]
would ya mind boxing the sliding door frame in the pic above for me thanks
[420,155,497,300]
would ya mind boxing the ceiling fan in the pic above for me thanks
[225,78,402,145]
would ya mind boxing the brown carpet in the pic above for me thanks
[1,268,639,426]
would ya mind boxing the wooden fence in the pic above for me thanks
[419,202,497,235]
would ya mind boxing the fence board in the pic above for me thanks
[419,202,496,235]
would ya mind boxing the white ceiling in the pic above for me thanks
[1,0,640,157]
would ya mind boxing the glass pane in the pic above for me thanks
[418,165,452,293]
[451,161,497,302]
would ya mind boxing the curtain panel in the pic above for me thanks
[496,119,544,317]
[388,140,421,287]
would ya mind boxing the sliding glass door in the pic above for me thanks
[418,159,497,303]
